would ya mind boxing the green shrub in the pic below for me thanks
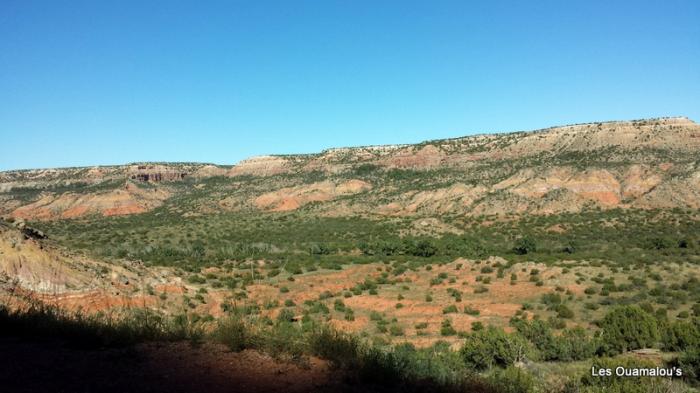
[460,327,530,370]
[464,306,480,316]
[513,238,536,255]
[212,315,250,352]
[598,306,659,355]
[487,366,535,393]
[441,318,457,336]
[474,286,489,294]
[678,348,700,383]
[579,357,673,393]
[344,308,355,321]
[443,305,459,314]
[662,319,700,351]
[277,308,295,323]
[389,324,404,336]
[556,304,574,319]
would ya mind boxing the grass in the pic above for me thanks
[5,300,697,393]
[0,301,203,348]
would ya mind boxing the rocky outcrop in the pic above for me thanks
[9,183,170,220]
[254,180,372,212]
[128,165,188,182]
[379,184,488,215]
[1,117,699,219]
[228,156,291,177]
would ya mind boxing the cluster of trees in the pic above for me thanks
[510,318,595,361]
[458,305,700,382]
[358,239,438,257]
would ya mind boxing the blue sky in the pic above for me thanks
[1,1,699,170]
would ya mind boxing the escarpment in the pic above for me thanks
[1,117,699,220]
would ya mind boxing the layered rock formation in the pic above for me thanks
[1,117,699,220]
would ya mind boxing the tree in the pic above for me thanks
[460,327,530,370]
[512,237,536,255]
[408,239,437,257]
[678,349,700,382]
[309,243,331,255]
[598,306,659,355]
[661,319,700,351]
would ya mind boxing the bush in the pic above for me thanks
[460,327,530,370]
[212,315,250,352]
[487,366,535,393]
[443,305,459,314]
[344,308,355,321]
[464,306,480,316]
[556,304,574,319]
[277,308,295,323]
[661,319,700,351]
[578,357,674,393]
[473,286,489,294]
[598,306,659,355]
[309,243,331,255]
[511,318,595,362]
[441,319,457,336]
[408,239,438,257]
[678,348,700,383]
[512,237,536,255]
[389,324,404,336]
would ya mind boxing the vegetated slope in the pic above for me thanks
[2,118,700,393]
[0,220,190,313]
[1,116,699,220]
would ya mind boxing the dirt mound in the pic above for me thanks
[0,223,187,314]
[379,183,488,215]
[255,180,372,212]
[0,226,94,293]
[508,168,621,206]
[10,183,170,220]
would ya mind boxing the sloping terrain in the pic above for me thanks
[2,117,700,393]
[1,117,699,221]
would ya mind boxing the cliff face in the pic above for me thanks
[223,117,700,176]
[1,117,699,220]
[128,165,188,182]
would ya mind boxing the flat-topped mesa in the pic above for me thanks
[127,164,189,182]
[227,155,292,177]
[224,117,700,177]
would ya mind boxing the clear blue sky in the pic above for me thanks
[1,1,699,171]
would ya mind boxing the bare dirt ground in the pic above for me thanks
[0,337,345,393]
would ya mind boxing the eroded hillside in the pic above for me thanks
[1,117,699,221]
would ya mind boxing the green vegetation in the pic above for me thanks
[0,301,203,348]
[32,208,700,272]
[6,153,700,392]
